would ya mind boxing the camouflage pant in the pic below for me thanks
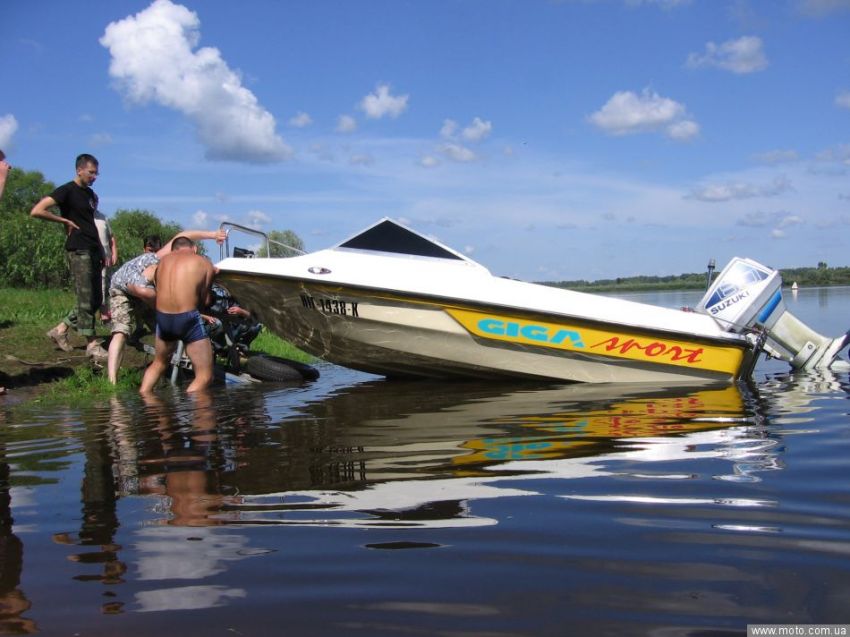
[63,249,103,337]
[109,288,153,336]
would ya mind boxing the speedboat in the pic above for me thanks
[214,218,850,384]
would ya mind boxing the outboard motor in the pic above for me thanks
[696,257,850,370]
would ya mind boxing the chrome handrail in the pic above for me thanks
[218,222,306,259]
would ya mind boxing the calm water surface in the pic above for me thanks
[1,287,850,635]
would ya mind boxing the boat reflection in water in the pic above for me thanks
[14,369,848,625]
[109,375,770,530]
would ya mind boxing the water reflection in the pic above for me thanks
[95,379,771,530]
[4,368,850,625]
[0,435,35,633]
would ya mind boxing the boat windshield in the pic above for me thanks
[338,219,464,260]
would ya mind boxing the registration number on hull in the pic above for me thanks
[300,294,359,317]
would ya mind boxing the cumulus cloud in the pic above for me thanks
[686,36,768,74]
[462,117,493,142]
[441,143,477,162]
[336,114,357,133]
[836,91,850,109]
[419,155,440,168]
[666,119,700,141]
[770,215,803,237]
[0,114,18,149]
[588,89,699,140]
[100,0,291,163]
[359,84,409,119]
[288,112,313,128]
[246,209,271,228]
[434,116,491,162]
[440,119,458,139]
[688,176,793,202]
[778,214,803,228]
[441,117,492,143]
[192,210,208,226]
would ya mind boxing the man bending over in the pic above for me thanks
[140,236,217,394]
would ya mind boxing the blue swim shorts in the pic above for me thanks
[155,309,207,344]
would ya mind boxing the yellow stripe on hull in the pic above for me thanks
[446,308,745,376]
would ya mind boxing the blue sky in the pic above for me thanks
[3,0,849,281]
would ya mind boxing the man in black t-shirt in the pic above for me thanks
[30,153,108,361]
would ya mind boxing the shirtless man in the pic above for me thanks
[107,229,225,384]
[139,236,217,394]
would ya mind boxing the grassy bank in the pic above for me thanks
[0,287,312,401]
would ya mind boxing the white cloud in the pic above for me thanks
[0,114,18,149]
[440,119,458,139]
[440,117,493,143]
[100,0,291,163]
[359,84,409,119]
[778,214,803,228]
[192,210,208,226]
[462,117,493,142]
[246,209,271,228]
[588,89,698,140]
[688,176,793,202]
[768,216,803,239]
[836,91,850,110]
[288,111,313,128]
[419,155,440,168]
[440,143,477,162]
[336,114,357,133]
[686,36,768,74]
[666,119,700,141]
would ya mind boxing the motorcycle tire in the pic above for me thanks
[243,354,320,382]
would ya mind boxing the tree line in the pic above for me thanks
[544,261,850,293]
[0,167,303,289]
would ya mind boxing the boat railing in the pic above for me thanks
[218,222,306,259]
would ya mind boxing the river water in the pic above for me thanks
[1,287,849,635]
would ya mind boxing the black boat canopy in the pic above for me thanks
[337,218,465,261]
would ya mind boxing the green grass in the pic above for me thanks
[0,287,74,322]
[39,365,145,402]
[249,328,314,363]
[0,287,315,400]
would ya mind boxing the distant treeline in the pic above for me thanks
[543,262,850,293]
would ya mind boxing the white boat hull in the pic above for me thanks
[218,271,756,384]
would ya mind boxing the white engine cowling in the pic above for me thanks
[696,257,850,370]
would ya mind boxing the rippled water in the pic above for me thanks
[1,288,849,635]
